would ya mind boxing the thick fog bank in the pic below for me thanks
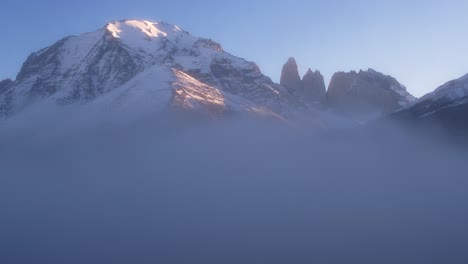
[1,119,468,264]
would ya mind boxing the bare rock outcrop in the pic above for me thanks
[327,69,415,119]
[302,69,326,104]
[280,58,326,105]
[280,57,302,93]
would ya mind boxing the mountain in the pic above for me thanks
[0,20,296,121]
[391,73,468,133]
[327,69,415,120]
[279,58,414,119]
[280,57,326,105]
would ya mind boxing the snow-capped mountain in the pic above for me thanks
[0,20,295,120]
[327,69,415,120]
[391,73,468,132]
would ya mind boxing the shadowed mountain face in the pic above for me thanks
[0,79,12,109]
[0,20,299,121]
[0,79,12,93]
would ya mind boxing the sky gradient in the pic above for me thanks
[2,0,467,97]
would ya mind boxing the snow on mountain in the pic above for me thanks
[106,20,197,56]
[89,65,281,121]
[89,65,174,119]
[0,20,295,120]
[418,73,468,105]
[392,73,468,121]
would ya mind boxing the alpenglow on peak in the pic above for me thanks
[106,20,186,39]
[103,20,203,54]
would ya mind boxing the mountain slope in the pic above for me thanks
[391,73,468,133]
[0,20,295,120]
[0,79,12,95]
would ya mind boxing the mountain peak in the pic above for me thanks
[302,69,326,104]
[104,20,196,53]
[102,19,225,56]
[280,58,326,104]
[280,57,301,91]
[106,20,186,39]
[304,68,321,78]
[286,57,297,65]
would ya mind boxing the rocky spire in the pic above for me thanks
[302,69,326,104]
[280,57,302,92]
[280,58,328,105]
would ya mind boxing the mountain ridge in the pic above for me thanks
[391,73,468,135]
[2,19,465,131]
[280,57,416,120]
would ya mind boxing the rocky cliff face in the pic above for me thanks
[280,58,302,93]
[279,57,416,119]
[302,69,327,104]
[280,58,327,105]
[327,69,415,119]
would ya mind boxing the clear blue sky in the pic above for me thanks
[2,0,468,97]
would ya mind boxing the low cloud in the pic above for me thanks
[1,117,467,264]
